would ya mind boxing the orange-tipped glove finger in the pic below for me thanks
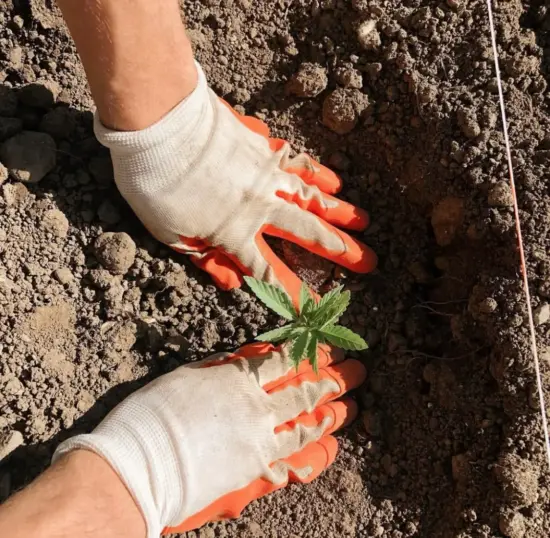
[264,201,377,274]
[53,344,366,537]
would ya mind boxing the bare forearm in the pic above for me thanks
[0,451,145,538]
[56,0,197,130]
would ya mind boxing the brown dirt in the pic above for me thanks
[1,0,550,537]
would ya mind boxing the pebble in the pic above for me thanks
[0,430,24,461]
[95,232,137,275]
[18,79,61,108]
[0,86,18,116]
[457,107,481,139]
[499,512,525,538]
[0,117,23,142]
[42,209,69,238]
[97,199,121,225]
[0,163,7,185]
[2,182,29,206]
[534,303,550,325]
[488,181,514,207]
[0,131,56,183]
[357,20,381,50]
[39,107,75,139]
[286,62,328,98]
[53,267,74,285]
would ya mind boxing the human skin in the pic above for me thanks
[56,0,198,131]
[0,450,146,538]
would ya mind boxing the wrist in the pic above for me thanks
[54,397,185,538]
[0,450,146,538]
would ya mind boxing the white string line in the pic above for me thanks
[485,0,550,468]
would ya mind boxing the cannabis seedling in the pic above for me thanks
[244,276,368,372]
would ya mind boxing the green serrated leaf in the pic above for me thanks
[290,331,311,369]
[310,290,350,328]
[305,332,319,373]
[244,276,297,321]
[299,283,315,317]
[313,285,344,312]
[319,324,368,351]
[256,325,305,343]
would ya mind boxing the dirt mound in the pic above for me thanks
[1,0,550,536]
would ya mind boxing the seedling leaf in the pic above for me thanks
[305,332,319,373]
[290,331,310,368]
[319,324,368,351]
[311,290,350,328]
[256,325,305,343]
[244,277,297,321]
[299,283,315,316]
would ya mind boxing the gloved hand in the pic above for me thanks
[54,343,366,536]
[95,64,376,303]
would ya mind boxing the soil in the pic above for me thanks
[1,1,550,537]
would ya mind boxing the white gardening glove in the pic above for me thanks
[53,343,365,537]
[95,64,376,304]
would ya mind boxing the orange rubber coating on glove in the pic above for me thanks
[190,249,243,290]
[163,429,340,534]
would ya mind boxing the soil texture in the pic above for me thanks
[1,1,550,537]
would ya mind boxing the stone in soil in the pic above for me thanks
[322,88,369,134]
[286,62,328,98]
[0,131,56,183]
[95,232,136,275]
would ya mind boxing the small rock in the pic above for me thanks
[334,67,363,89]
[88,268,117,290]
[39,107,76,139]
[431,197,465,246]
[95,232,136,275]
[488,181,513,207]
[0,163,7,186]
[451,453,471,483]
[352,0,370,15]
[322,88,369,134]
[286,62,328,98]
[42,209,69,238]
[362,410,382,436]
[327,151,351,171]
[8,47,23,69]
[499,512,525,538]
[18,79,61,108]
[534,303,550,325]
[357,20,381,51]
[0,87,18,116]
[76,391,95,413]
[0,117,23,141]
[0,131,56,183]
[0,430,24,461]
[457,107,481,139]
[53,267,74,285]
[2,182,29,206]
[495,452,539,507]
[89,156,114,184]
[478,297,498,314]
[97,199,121,225]
[4,377,24,396]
